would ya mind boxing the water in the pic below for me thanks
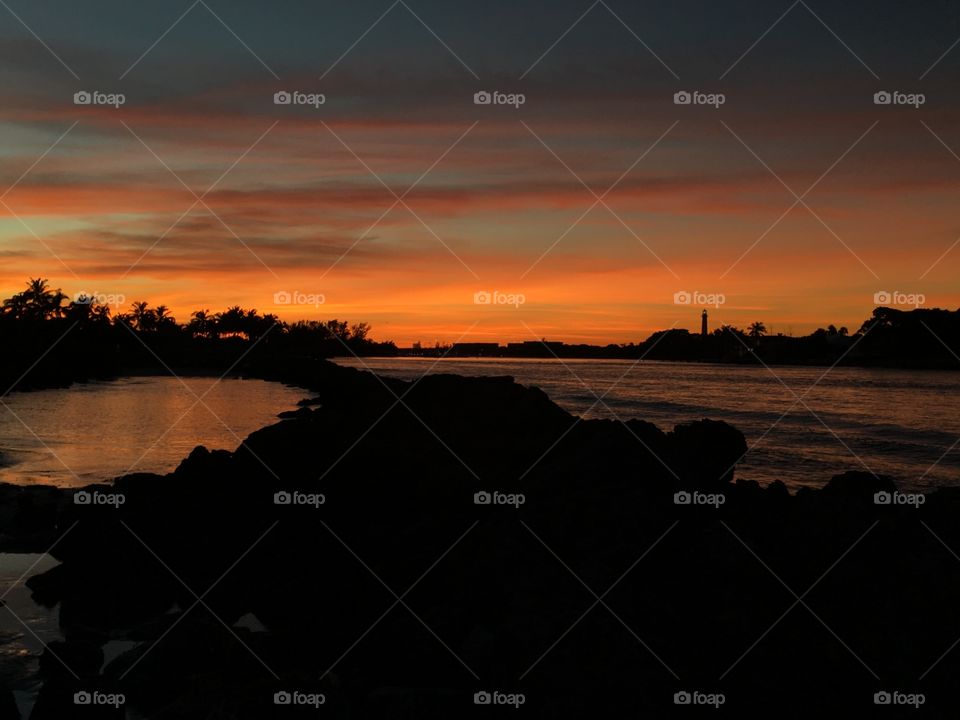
[0,553,60,716]
[335,357,960,491]
[0,365,956,491]
[0,377,306,487]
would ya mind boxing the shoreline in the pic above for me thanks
[4,356,956,399]
[0,361,954,495]
[339,354,960,374]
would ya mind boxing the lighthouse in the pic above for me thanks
[701,309,708,337]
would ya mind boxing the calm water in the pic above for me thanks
[0,377,305,487]
[336,358,960,491]
[0,364,956,491]
[0,553,59,716]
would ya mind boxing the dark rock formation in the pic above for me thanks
[0,483,69,552]
[6,360,959,718]
[0,691,18,720]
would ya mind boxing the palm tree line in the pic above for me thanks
[1,278,375,344]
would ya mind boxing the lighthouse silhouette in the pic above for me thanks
[701,309,708,337]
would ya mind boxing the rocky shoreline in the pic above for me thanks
[2,359,959,717]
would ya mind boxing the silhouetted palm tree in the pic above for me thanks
[129,301,155,331]
[1,292,27,319]
[748,321,766,339]
[154,305,175,328]
[215,306,249,338]
[188,309,214,338]
[3,278,66,320]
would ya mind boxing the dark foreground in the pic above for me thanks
[1,359,959,718]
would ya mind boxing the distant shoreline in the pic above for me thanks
[346,353,960,372]
[2,304,958,396]
[5,354,956,400]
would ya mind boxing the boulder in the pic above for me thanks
[669,418,748,489]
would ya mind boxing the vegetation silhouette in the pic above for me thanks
[625,307,959,368]
[0,278,396,391]
[1,278,958,395]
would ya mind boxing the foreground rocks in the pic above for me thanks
[4,360,960,718]
[0,484,68,553]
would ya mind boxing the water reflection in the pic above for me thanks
[0,378,305,487]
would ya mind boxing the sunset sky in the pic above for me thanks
[1,0,959,345]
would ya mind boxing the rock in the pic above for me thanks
[767,479,790,499]
[277,406,314,419]
[0,690,18,720]
[0,483,68,553]
[295,397,323,406]
[38,639,103,679]
[822,470,897,501]
[11,358,949,716]
[669,418,748,489]
[170,446,233,479]
[25,562,69,607]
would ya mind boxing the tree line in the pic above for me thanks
[635,307,958,368]
[0,278,397,392]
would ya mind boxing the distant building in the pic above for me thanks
[450,342,501,357]
[505,340,564,357]
[505,341,564,349]
[701,309,708,337]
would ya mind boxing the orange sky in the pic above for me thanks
[1,1,958,345]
